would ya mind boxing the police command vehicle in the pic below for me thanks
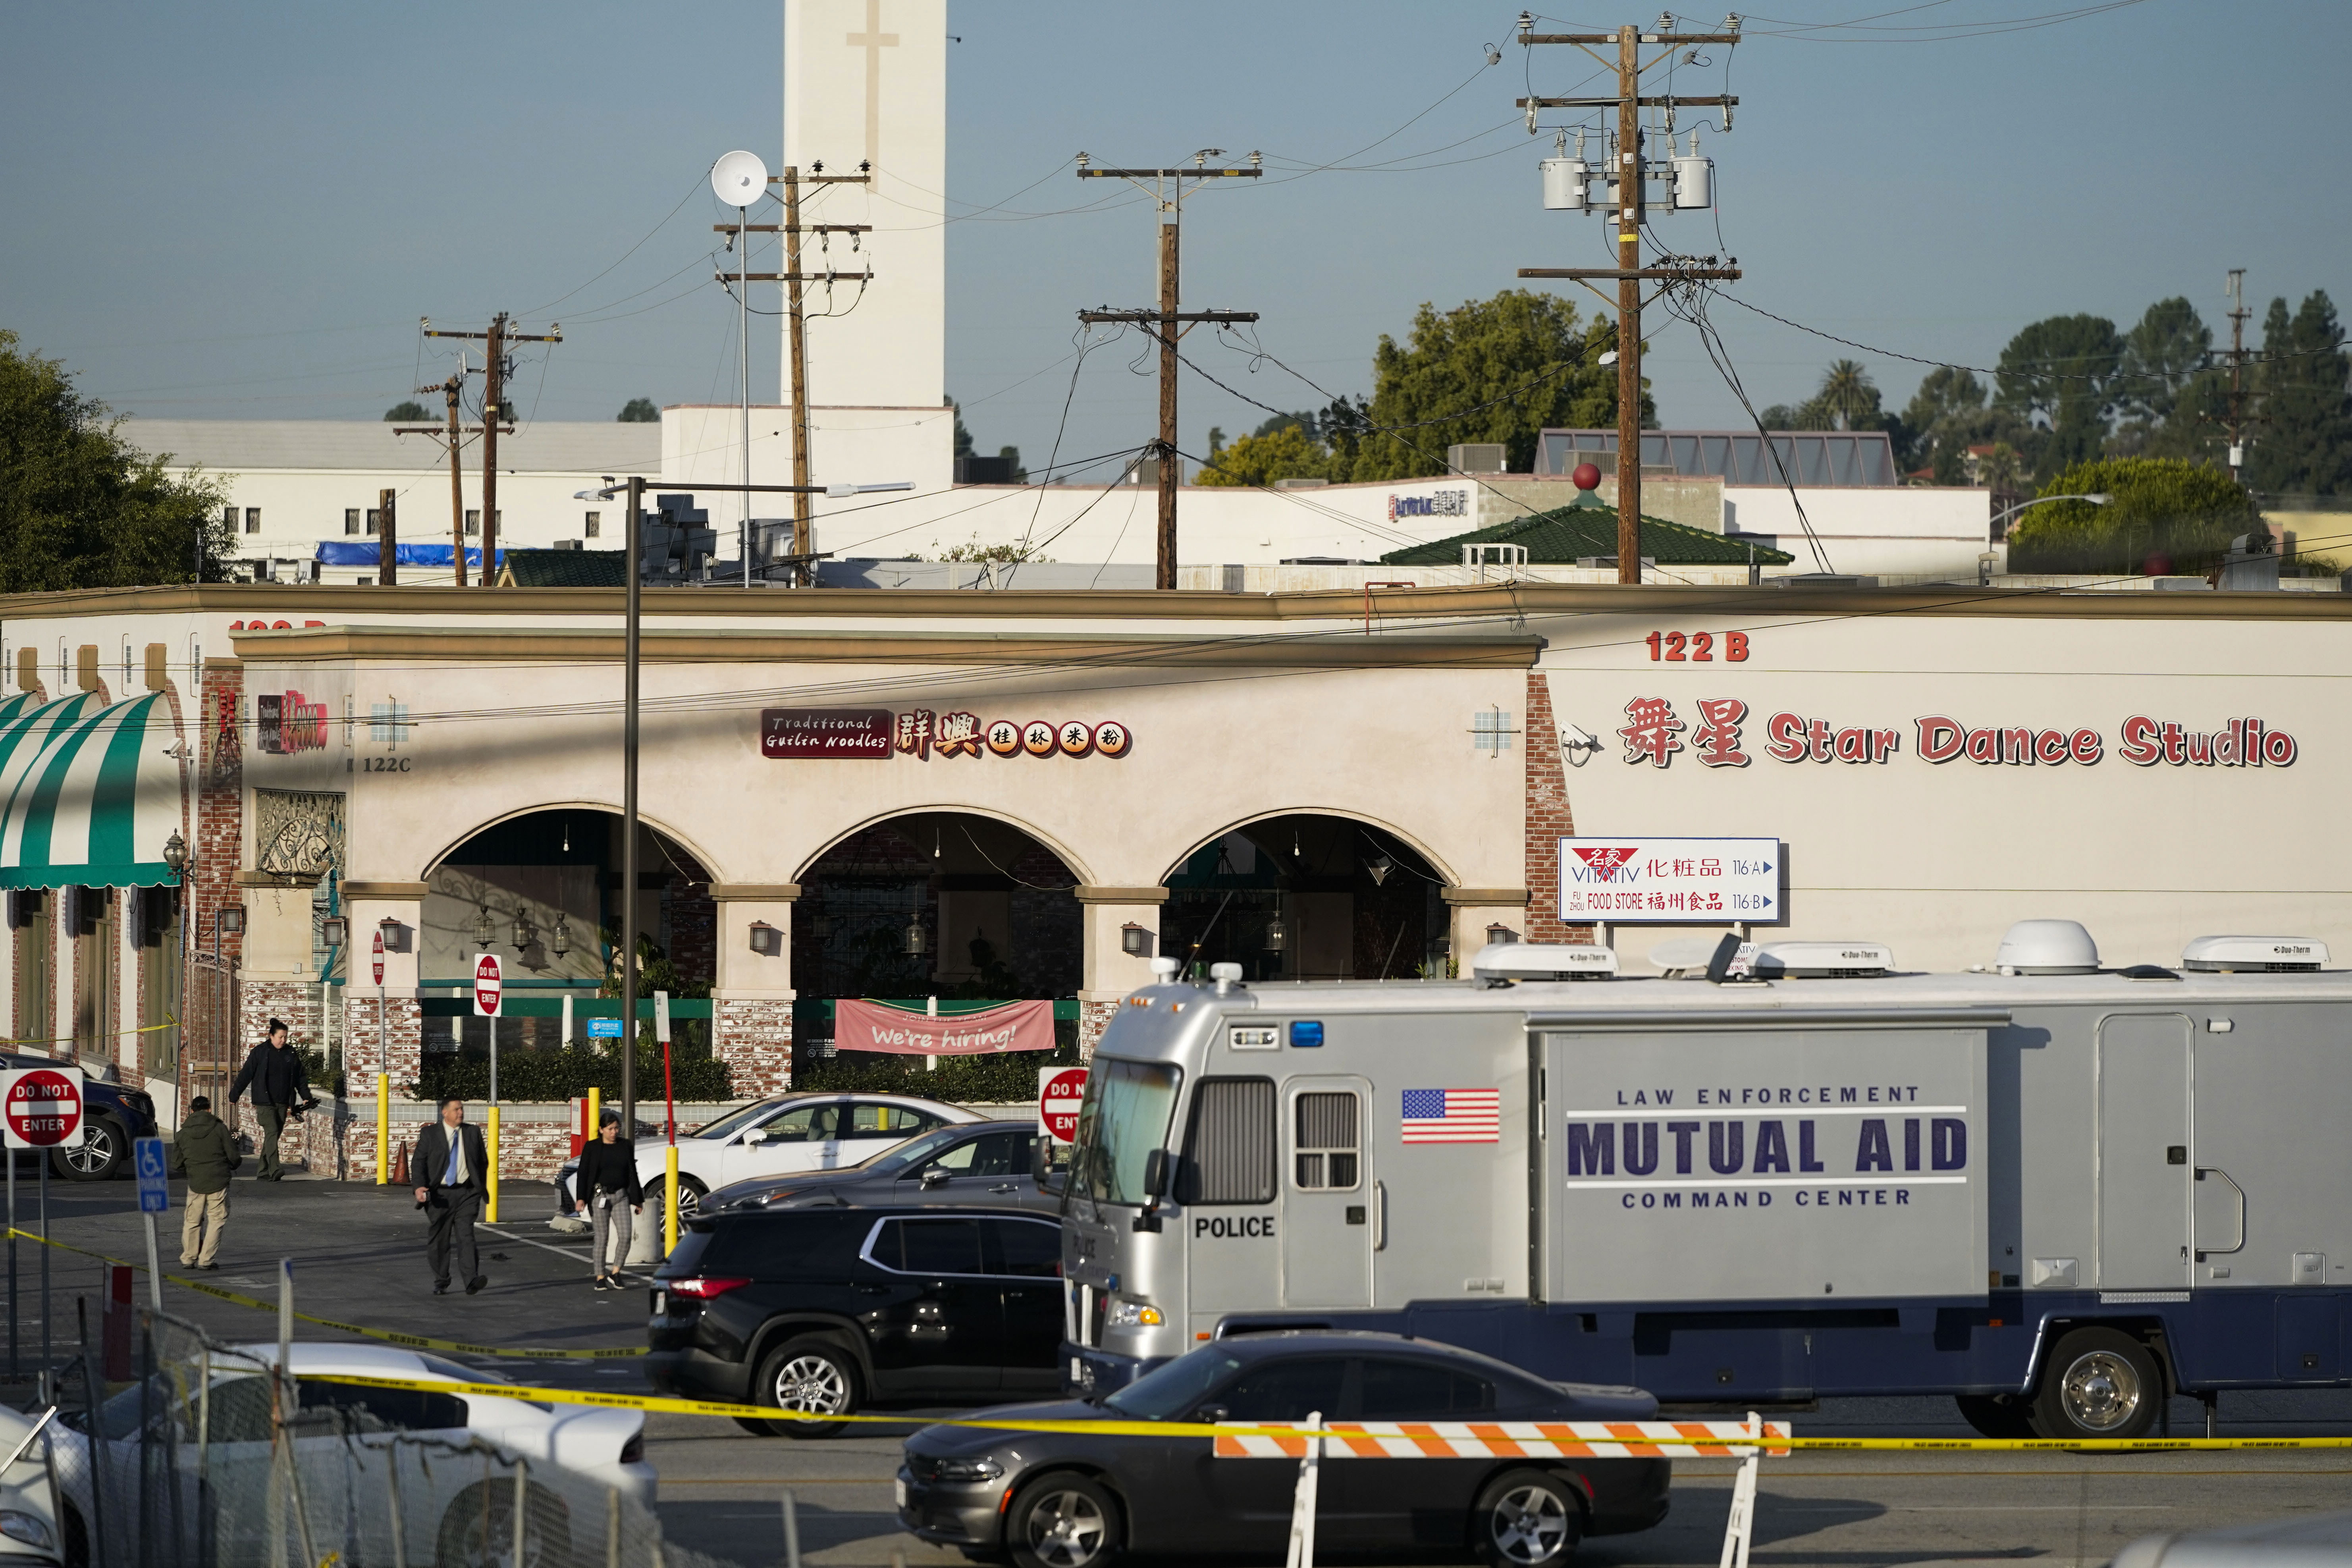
[1049,922,2350,1440]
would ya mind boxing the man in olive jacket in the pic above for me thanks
[168,1095,239,1269]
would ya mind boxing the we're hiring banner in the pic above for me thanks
[835,999,1056,1056]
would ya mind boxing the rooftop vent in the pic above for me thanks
[1473,942,1619,983]
[2180,935,2329,973]
[1752,941,1893,979]
[1994,919,2099,976]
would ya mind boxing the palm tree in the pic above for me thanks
[1813,359,1880,432]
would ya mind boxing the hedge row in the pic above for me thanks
[408,1047,733,1104]
[789,1043,1081,1103]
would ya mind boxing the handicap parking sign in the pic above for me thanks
[134,1136,169,1214]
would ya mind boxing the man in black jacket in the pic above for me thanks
[411,1095,490,1296]
[227,1019,316,1180]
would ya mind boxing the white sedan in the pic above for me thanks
[611,1092,981,1218]
[0,1406,63,1567]
[52,1341,653,1565]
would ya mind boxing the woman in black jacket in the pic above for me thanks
[576,1111,644,1289]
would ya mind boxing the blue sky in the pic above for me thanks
[2,1,2344,476]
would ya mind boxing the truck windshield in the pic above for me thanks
[1071,1058,1181,1207]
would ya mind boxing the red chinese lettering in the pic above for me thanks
[1617,697,1685,768]
[1693,698,1750,768]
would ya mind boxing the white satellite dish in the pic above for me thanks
[710,150,769,208]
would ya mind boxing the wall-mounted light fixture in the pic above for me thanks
[749,920,783,957]
[216,906,245,936]
[1486,922,1516,946]
[377,916,411,953]
[320,916,349,949]
[161,831,189,881]
[1120,921,1149,957]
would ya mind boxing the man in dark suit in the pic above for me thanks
[411,1095,489,1296]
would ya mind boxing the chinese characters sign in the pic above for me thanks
[1559,837,1779,923]
[1612,697,2299,772]
[763,708,1132,762]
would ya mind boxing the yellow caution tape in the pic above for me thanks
[291,1371,2352,1449]
[5,1226,640,1361]
[1,1017,178,1048]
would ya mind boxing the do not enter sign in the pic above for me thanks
[2,1066,84,1149]
[1038,1066,1089,1145]
[371,930,385,986]
[472,953,503,1017]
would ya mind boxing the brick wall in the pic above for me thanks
[195,665,244,967]
[715,997,792,1095]
[1523,669,1593,945]
[1078,999,1119,1059]
[345,993,424,1097]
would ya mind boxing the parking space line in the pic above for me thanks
[478,1222,654,1284]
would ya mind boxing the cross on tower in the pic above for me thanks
[846,0,898,170]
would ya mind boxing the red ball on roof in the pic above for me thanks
[1571,461,1603,491]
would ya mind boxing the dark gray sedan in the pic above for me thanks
[896,1330,1670,1568]
[702,1120,1055,1215]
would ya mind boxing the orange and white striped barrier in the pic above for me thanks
[1216,1417,1793,1460]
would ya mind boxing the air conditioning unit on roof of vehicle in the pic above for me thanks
[1750,941,1893,979]
[2180,935,2329,972]
[1472,942,1619,983]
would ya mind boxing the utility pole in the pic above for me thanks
[376,488,398,586]
[2222,268,2254,482]
[717,167,872,582]
[393,361,509,588]
[1075,152,1263,590]
[1514,15,1742,584]
[422,314,560,586]
[719,168,871,582]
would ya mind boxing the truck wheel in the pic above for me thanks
[1471,1469,1584,1566]
[1955,1394,2036,1439]
[1006,1473,1121,1568]
[2030,1327,2161,1441]
[737,1337,860,1438]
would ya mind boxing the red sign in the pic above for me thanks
[3,1068,83,1149]
[1038,1067,1089,1144]
[762,709,893,759]
[371,930,385,986]
[472,953,502,1017]
[833,999,1056,1056]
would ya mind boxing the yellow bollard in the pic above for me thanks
[586,1085,600,1144]
[486,1105,501,1223]
[663,1144,680,1256]
[375,1073,389,1185]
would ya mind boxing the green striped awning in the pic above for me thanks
[0,692,187,889]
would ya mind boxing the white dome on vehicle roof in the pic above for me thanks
[1993,919,2099,976]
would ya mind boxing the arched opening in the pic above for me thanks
[1160,814,1447,982]
[418,809,721,1101]
[792,811,1083,1081]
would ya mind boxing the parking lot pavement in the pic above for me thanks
[16,1178,2352,1566]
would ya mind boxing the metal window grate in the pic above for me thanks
[1294,1090,1360,1190]
[1180,1077,1276,1204]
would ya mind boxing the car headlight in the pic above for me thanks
[1105,1298,1163,1329]
[931,1458,1002,1483]
[0,1510,54,1549]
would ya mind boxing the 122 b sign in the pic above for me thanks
[1559,837,1781,924]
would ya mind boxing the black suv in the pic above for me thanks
[647,1205,1064,1437]
[2,1053,158,1181]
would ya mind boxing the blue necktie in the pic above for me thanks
[444,1131,462,1186]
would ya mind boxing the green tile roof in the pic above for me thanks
[497,549,630,588]
[1379,493,1795,567]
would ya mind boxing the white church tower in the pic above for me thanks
[780,0,954,514]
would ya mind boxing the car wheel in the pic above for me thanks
[1006,1473,1121,1568]
[2030,1327,2162,1441]
[1471,1469,1583,1568]
[1955,1393,2036,1439]
[54,1116,124,1182]
[433,1479,571,1568]
[667,1174,709,1219]
[738,1337,860,1439]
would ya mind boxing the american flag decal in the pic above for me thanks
[1400,1089,1501,1144]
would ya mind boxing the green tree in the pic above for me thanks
[1811,359,1881,431]
[995,444,1028,484]
[2115,298,2212,428]
[383,400,428,422]
[616,397,659,422]
[2006,456,2256,574]
[1193,421,1329,487]
[1253,410,1324,441]
[0,330,233,590]
[1337,290,1639,482]
[2247,291,2352,496]
[1995,314,2121,480]
[950,396,973,457]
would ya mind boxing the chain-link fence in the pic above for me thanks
[29,1310,734,1568]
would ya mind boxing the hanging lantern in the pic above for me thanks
[475,904,496,949]
[514,911,536,950]
[551,914,571,958]
[903,913,929,957]
[1265,914,1288,953]
[1120,921,1148,957]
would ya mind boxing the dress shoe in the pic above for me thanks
[433,1280,451,1295]
[465,1275,487,1295]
